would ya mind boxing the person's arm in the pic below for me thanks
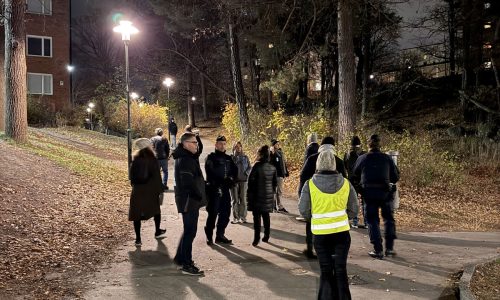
[346,181,359,219]
[298,180,312,219]
[179,158,202,200]
[389,159,400,184]
[244,156,252,176]
[130,159,148,185]
[351,155,364,185]
[196,135,203,156]
[205,155,215,184]
[298,158,313,196]
[164,140,170,159]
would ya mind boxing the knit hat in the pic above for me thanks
[216,135,227,142]
[133,138,151,150]
[271,139,279,146]
[316,149,337,171]
[320,136,335,146]
[307,133,318,144]
[351,136,361,146]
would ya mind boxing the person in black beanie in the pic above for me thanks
[270,139,289,213]
[204,135,238,245]
[344,136,367,228]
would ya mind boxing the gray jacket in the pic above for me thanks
[298,171,358,220]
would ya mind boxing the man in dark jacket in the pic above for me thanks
[344,136,367,228]
[298,136,347,259]
[352,134,400,259]
[270,139,289,213]
[184,125,203,157]
[303,132,319,163]
[151,128,170,190]
[168,117,178,149]
[172,132,206,276]
[204,135,238,245]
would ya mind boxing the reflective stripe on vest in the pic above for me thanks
[309,179,350,235]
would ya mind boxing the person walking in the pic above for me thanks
[352,134,400,259]
[230,141,252,224]
[270,139,289,213]
[298,136,347,259]
[168,117,178,149]
[128,138,166,247]
[343,136,367,228]
[204,135,238,245]
[299,149,358,300]
[247,145,277,246]
[172,132,207,276]
[150,128,170,191]
[304,132,319,163]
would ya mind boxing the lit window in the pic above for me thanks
[484,61,492,69]
[27,0,52,15]
[484,23,492,29]
[27,36,52,57]
[484,2,491,9]
[483,43,492,49]
[28,73,53,95]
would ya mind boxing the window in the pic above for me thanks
[27,0,52,15]
[27,36,52,57]
[28,73,53,95]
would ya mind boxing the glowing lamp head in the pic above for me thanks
[113,20,139,41]
[163,77,174,87]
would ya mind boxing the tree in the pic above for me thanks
[3,0,27,142]
[337,0,356,141]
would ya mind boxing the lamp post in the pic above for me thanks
[67,65,74,104]
[86,107,93,130]
[113,20,138,175]
[163,77,174,102]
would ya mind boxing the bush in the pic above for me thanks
[27,96,55,126]
[108,100,169,138]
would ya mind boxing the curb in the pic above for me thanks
[459,255,500,300]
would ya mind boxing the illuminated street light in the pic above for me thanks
[66,65,74,72]
[88,102,95,109]
[369,74,375,79]
[191,96,196,101]
[113,19,139,175]
[162,77,174,104]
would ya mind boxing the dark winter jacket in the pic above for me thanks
[247,161,277,213]
[128,155,163,221]
[298,144,347,196]
[344,148,367,189]
[232,152,252,182]
[173,146,207,213]
[168,121,178,135]
[150,135,170,160]
[270,149,289,178]
[304,142,319,162]
[205,150,238,189]
[352,149,400,202]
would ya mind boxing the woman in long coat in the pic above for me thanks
[129,138,166,246]
[247,145,277,246]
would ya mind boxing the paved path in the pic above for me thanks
[85,137,500,299]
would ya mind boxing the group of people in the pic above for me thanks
[127,120,400,299]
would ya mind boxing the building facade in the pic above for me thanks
[25,0,71,111]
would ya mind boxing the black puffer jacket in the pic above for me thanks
[247,161,277,213]
[172,146,207,213]
[150,135,170,160]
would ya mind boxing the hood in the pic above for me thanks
[311,172,345,194]
[318,144,335,153]
[172,145,194,159]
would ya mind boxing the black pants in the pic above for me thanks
[175,209,199,267]
[365,197,396,252]
[306,220,313,251]
[205,188,231,238]
[314,231,352,300]
[252,211,270,241]
[133,214,161,241]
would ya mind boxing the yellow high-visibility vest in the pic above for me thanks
[309,179,350,235]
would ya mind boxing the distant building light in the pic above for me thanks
[268,43,274,49]
[484,2,490,9]
[66,65,74,72]
[369,74,375,79]
[484,61,492,69]
[314,82,322,91]
[484,23,492,29]
[407,66,412,69]
[483,43,492,49]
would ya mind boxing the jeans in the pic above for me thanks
[314,231,352,300]
[170,134,176,148]
[364,196,397,252]
[275,177,285,209]
[230,181,248,221]
[206,188,231,237]
[158,159,168,187]
[252,211,270,241]
[175,209,199,267]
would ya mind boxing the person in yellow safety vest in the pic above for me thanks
[299,149,358,300]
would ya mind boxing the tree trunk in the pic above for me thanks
[447,0,456,75]
[201,70,208,120]
[4,0,28,142]
[337,0,356,142]
[186,64,195,127]
[228,23,250,138]
[361,0,371,119]
[0,27,5,131]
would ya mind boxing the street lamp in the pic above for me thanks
[163,77,174,102]
[67,65,74,104]
[86,107,93,130]
[113,20,138,175]
[130,92,139,100]
[191,96,196,102]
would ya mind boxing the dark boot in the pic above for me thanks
[204,226,213,245]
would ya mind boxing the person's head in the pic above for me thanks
[185,125,192,132]
[351,136,361,148]
[307,133,318,144]
[257,145,270,162]
[155,128,163,136]
[133,138,154,159]
[316,149,337,171]
[368,134,381,150]
[171,117,175,122]
[233,141,243,154]
[215,135,227,152]
[180,132,198,154]
[271,139,280,150]
[320,136,335,146]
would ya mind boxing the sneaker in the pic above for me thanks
[278,208,288,213]
[252,239,259,247]
[230,220,239,224]
[358,224,367,229]
[368,251,384,259]
[295,216,306,222]
[135,240,142,247]
[241,219,247,224]
[215,236,233,244]
[385,249,397,257]
[181,264,204,276]
[262,235,269,243]
[303,249,317,259]
[155,229,166,239]
[351,224,359,229]
[204,227,213,245]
